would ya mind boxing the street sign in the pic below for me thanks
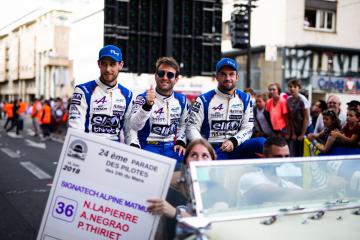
[37,129,175,240]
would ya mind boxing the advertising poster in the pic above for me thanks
[37,129,175,240]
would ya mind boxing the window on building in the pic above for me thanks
[304,9,335,31]
[304,0,337,31]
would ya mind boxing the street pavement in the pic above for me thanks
[0,116,65,239]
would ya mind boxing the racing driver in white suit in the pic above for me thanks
[68,45,133,142]
[186,58,265,159]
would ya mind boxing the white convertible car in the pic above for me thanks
[176,155,360,240]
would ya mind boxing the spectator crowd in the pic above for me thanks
[1,97,70,140]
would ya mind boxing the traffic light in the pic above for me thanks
[230,12,250,49]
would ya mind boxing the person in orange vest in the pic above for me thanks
[6,99,20,135]
[3,101,14,130]
[18,99,27,131]
[41,100,52,139]
[31,98,42,137]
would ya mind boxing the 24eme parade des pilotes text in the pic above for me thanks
[98,148,158,181]
[77,200,138,239]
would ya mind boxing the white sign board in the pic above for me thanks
[265,45,277,62]
[37,129,175,240]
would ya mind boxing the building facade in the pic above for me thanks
[222,0,360,102]
[0,9,73,102]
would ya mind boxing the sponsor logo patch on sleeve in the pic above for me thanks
[135,96,146,105]
[71,93,82,105]
[191,101,201,113]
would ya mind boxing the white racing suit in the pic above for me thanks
[186,88,265,159]
[69,78,133,142]
[130,91,189,168]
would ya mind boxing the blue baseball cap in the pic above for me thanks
[216,58,238,72]
[98,45,122,62]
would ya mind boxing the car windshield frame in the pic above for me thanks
[189,155,360,222]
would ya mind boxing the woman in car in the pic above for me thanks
[147,139,231,239]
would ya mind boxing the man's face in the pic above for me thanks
[216,66,238,93]
[327,97,340,112]
[98,57,123,86]
[155,64,178,93]
[267,145,290,158]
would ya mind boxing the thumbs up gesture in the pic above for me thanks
[146,85,155,106]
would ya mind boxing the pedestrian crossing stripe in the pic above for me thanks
[20,161,52,179]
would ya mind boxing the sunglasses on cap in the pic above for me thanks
[156,70,176,79]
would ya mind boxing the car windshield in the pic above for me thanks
[189,155,360,221]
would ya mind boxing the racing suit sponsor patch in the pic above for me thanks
[135,96,146,105]
[113,110,124,116]
[69,105,80,115]
[210,113,224,118]
[113,104,125,110]
[94,96,107,104]
[93,107,108,111]
[230,109,242,114]
[211,131,226,137]
[211,120,241,131]
[72,93,82,100]
[91,114,120,134]
[151,123,177,136]
[71,99,81,105]
[191,101,201,113]
[171,106,180,112]
[229,115,243,120]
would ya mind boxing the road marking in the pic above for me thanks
[26,129,35,135]
[6,189,49,194]
[7,132,22,138]
[20,162,51,179]
[0,148,21,158]
[25,139,46,149]
[50,136,64,143]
